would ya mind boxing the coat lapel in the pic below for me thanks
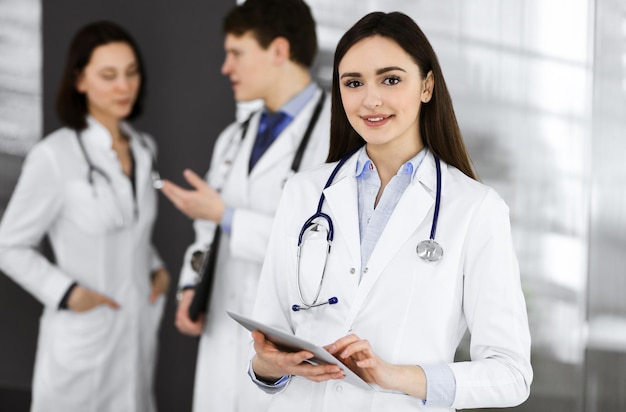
[83,119,135,222]
[220,115,259,204]
[127,128,151,206]
[322,157,361,267]
[365,152,438,274]
[248,89,322,179]
[248,123,298,178]
[342,151,441,329]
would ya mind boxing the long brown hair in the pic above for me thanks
[327,12,476,180]
[56,21,146,131]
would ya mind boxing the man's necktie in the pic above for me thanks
[249,111,291,171]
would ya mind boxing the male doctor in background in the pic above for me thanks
[160,0,330,410]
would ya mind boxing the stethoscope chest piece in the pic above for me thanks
[416,239,443,262]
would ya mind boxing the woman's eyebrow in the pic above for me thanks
[340,66,407,79]
[376,66,406,75]
[340,71,361,79]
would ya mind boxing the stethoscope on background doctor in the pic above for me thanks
[292,147,444,312]
[213,91,326,190]
[75,130,162,227]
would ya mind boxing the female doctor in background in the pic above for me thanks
[0,21,169,411]
[249,11,532,411]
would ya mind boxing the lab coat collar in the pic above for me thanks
[81,116,113,150]
[83,116,146,157]
[365,150,443,270]
[248,87,323,179]
[413,149,440,194]
[84,115,142,148]
[324,149,445,327]
[322,151,362,266]
[82,116,152,205]
[123,122,153,204]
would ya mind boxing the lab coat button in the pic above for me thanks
[335,385,343,392]
[349,268,356,274]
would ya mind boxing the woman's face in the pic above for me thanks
[338,35,432,155]
[76,41,140,126]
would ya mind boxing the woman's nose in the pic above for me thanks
[362,87,382,110]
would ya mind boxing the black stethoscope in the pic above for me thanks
[75,130,162,227]
[75,130,163,189]
[292,148,444,312]
[214,91,326,190]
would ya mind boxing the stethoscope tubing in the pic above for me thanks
[75,130,161,189]
[293,148,444,311]
[297,146,360,247]
[430,153,442,241]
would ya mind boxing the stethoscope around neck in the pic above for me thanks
[75,129,163,190]
[75,130,162,227]
[292,148,444,312]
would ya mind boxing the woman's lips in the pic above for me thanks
[362,114,392,127]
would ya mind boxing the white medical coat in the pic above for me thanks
[178,88,331,412]
[252,150,533,412]
[0,118,165,412]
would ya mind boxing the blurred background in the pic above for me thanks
[1,0,625,411]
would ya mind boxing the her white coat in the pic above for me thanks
[0,118,165,412]
[252,149,533,412]
[177,89,331,412]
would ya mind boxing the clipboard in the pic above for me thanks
[227,310,372,391]
[188,228,221,321]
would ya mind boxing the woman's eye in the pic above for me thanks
[101,74,116,81]
[383,76,400,86]
[344,79,362,88]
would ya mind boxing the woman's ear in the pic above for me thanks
[421,70,434,103]
[75,71,86,93]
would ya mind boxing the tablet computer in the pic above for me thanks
[227,310,372,391]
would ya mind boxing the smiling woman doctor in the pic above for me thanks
[248,11,532,412]
[0,21,169,411]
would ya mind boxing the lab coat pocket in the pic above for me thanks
[64,180,128,235]
[52,305,114,371]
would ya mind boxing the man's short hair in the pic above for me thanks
[223,0,318,68]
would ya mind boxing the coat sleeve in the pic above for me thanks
[176,123,239,288]
[449,189,533,408]
[177,218,218,288]
[0,144,75,307]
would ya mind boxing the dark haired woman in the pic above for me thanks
[0,21,169,411]
[248,12,532,411]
